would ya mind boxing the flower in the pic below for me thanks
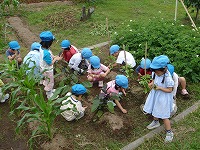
[114,32,117,35]
[181,25,184,26]
[139,44,141,47]
[197,55,199,57]
[130,20,132,22]
[158,11,161,13]
[130,29,132,32]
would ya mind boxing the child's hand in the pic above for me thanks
[100,73,106,78]
[121,88,126,96]
[121,108,127,114]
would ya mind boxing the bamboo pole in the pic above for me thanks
[144,42,147,76]
[174,0,178,21]
[180,0,198,31]
[123,44,127,70]
[106,18,111,55]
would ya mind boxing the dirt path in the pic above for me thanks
[7,0,73,48]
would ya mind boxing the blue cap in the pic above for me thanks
[150,55,170,69]
[61,40,70,48]
[90,56,100,69]
[167,64,174,76]
[110,44,120,55]
[39,31,55,41]
[31,42,41,51]
[72,84,87,95]
[115,75,129,89]
[81,48,92,59]
[9,41,20,50]
[140,58,151,69]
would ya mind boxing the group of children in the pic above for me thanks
[4,30,189,143]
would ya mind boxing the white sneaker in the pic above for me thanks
[165,131,174,143]
[140,104,148,115]
[0,94,9,103]
[147,120,160,129]
[98,81,103,88]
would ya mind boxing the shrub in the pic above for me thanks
[111,18,200,82]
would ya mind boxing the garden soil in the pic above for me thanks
[0,1,192,150]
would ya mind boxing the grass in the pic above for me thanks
[137,106,200,150]
[19,0,189,52]
[0,0,200,149]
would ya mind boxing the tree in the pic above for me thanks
[184,0,200,20]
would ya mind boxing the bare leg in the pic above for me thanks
[179,77,186,89]
[163,118,171,130]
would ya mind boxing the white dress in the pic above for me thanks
[143,70,174,119]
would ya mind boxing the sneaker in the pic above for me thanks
[98,81,103,88]
[140,104,148,115]
[52,89,56,93]
[0,94,9,103]
[165,131,174,143]
[147,120,160,130]
[181,89,188,95]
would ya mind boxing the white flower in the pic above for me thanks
[159,11,161,13]
[130,20,132,22]
[194,37,196,38]
[197,55,199,57]
[114,32,117,35]
[172,23,174,25]
[75,134,81,138]
[127,24,130,27]
[130,29,132,32]
[192,29,195,31]
[181,25,184,26]
[139,44,141,47]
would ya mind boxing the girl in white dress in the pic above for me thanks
[143,55,174,143]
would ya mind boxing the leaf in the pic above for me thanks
[107,102,115,113]
[91,98,100,112]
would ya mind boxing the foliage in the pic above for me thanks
[91,84,120,121]
[0,0,19,16]
[138,74,151,94]
[121,64,134,79]
[112,18,200,82]
[184,0,200,20]
[0,60,70,149]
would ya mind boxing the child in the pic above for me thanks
[102,75,128,114]
[143,55,174,143]
[6,40,22,66]
[135,58,152,80]
[39,31,62,99]
[109,44,136,68]
[68,48,93,74]
[60,84,87,121]
[23,42,41,75]
[60,39,79,62]
[167,64,189,98]
[87,56,110,87]
[0,79,9,103]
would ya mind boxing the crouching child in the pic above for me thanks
[60,84,87,121]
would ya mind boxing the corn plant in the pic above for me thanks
[15,86,70,149]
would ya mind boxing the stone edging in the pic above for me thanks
[121,100,200,150]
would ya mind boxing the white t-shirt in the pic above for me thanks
[68,53,89,71]
[60,92,85,121]
[172,72,179,97]
[116,51,136,68]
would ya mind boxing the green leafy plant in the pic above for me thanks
[91,84,120,121]
[112,18,200,82]
[121,64,134,79]
[139,74,151,94]
[0,0,19,16]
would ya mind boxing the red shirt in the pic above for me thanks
[62,45,78,62]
